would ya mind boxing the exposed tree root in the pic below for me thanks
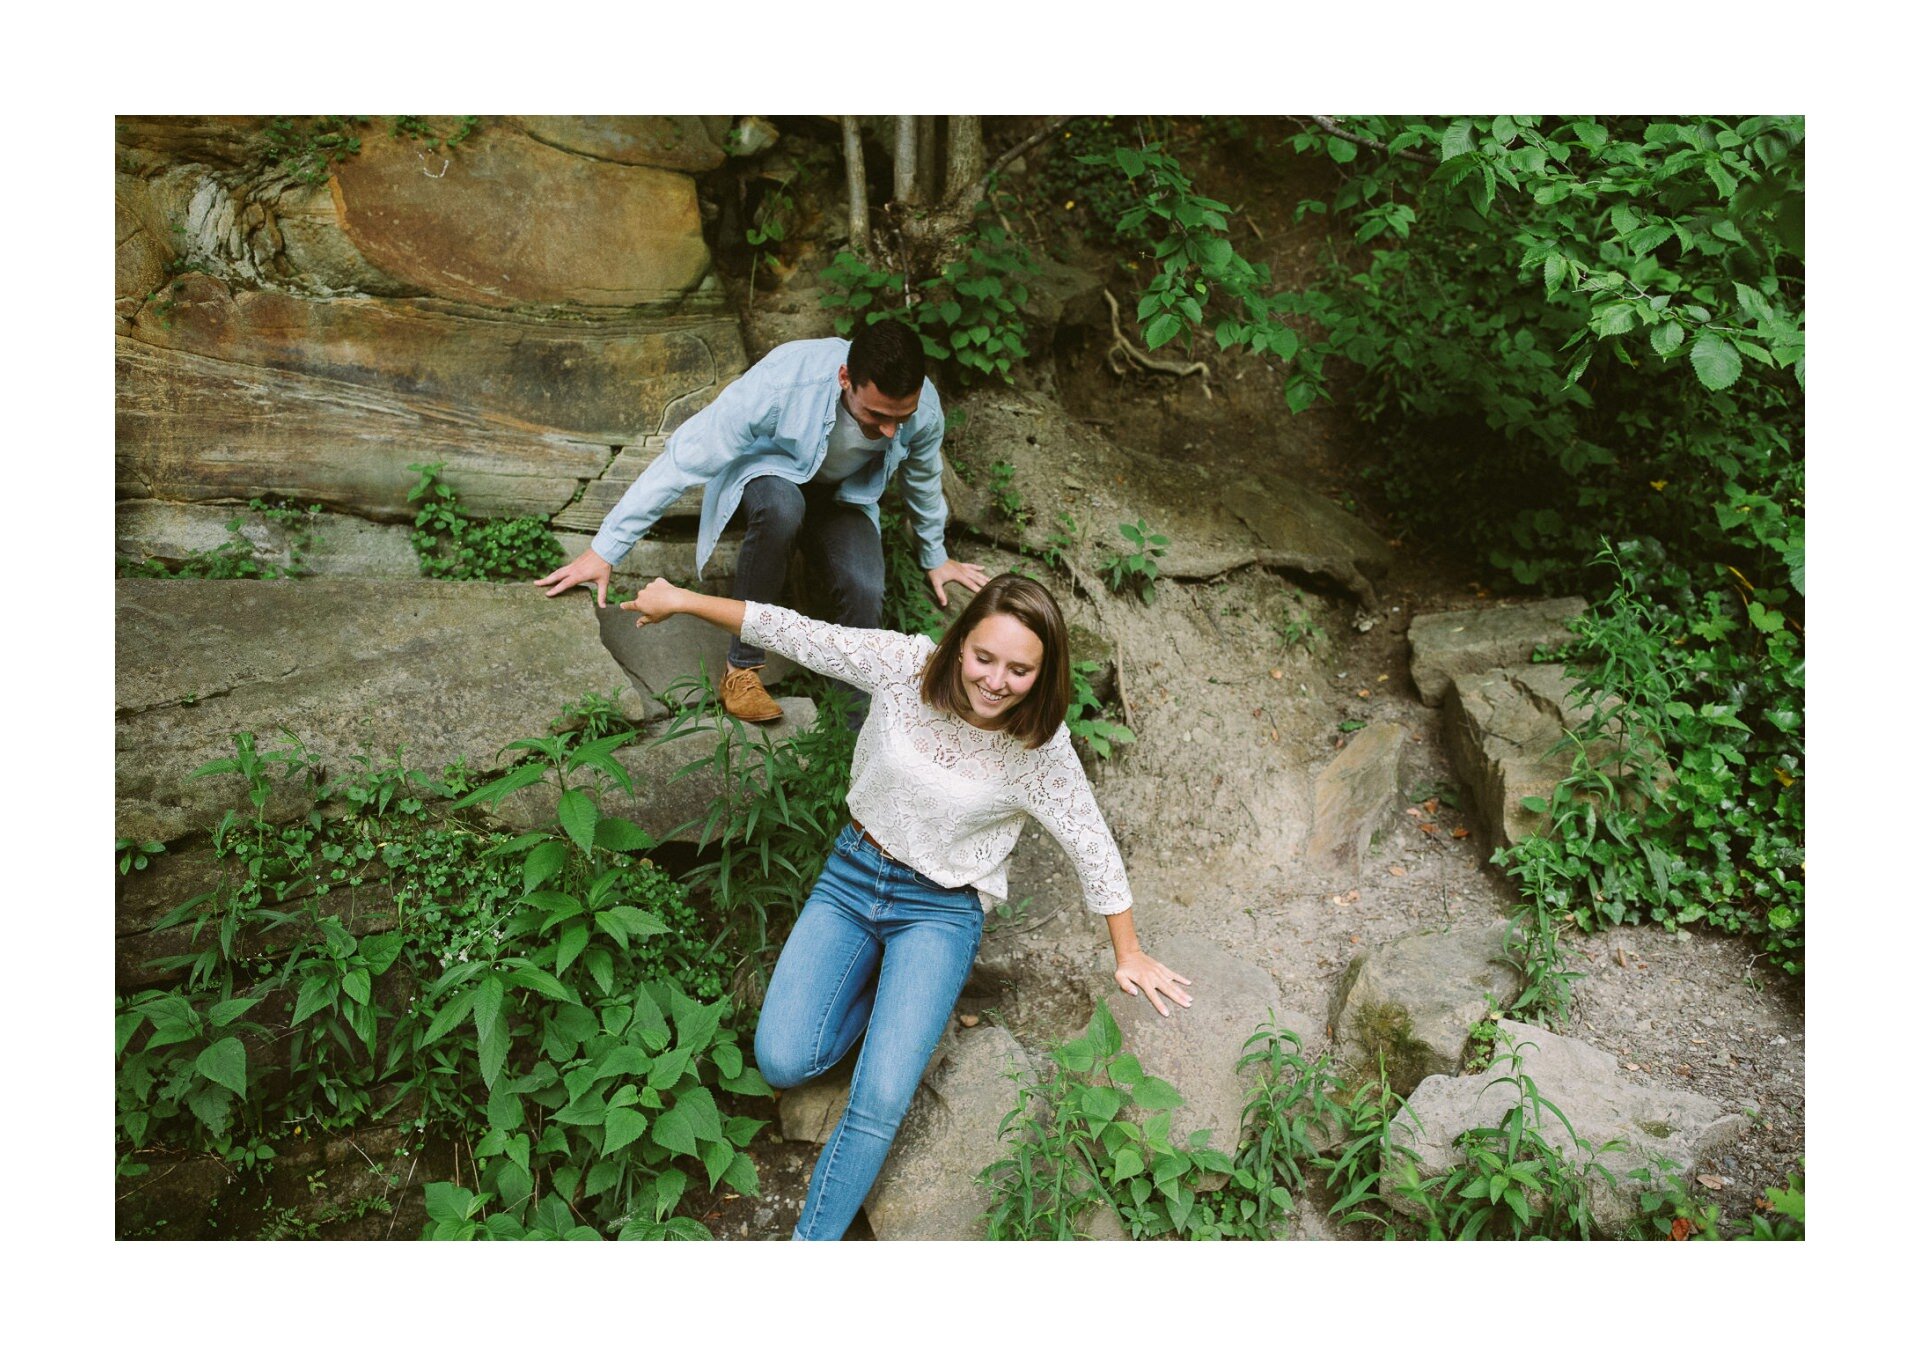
[1103,290,1212,398]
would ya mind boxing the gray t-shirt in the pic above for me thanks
[815,393,890,485]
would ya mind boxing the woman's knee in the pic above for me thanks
[753,1026,813,1090]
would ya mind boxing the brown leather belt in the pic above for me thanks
[849,817,899,862]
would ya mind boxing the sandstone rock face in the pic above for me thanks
[115,580,634,843]
[116,179,172,319]
[511,116,728,172]
[126,275,744,446]
[269,179,413,295]
[1388,1019,1745,1236]
[1407,597,1587,706]
[1331,922,1522,1096]
[116,337,602,520]
[331,126,710,308]
[950,398,1391,601]
[865,1024,1034,1240]
[1445,664,1593,849]
[1102,934,1319,1176]
[1307,722,1409,874]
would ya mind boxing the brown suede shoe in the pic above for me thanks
[721,665,784,723]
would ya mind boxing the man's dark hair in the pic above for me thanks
[846,318,927,398]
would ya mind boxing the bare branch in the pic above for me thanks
[1309,115,1435,166]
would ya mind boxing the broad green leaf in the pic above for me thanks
[1111,1147,1146,1181]
[674,1086,726,1143]
[184,1084,234,1135]
[555,918,590,974]
[629,987,671,1051]
[478,1019,511,1090]
[474,975,506,1046]
[667,988,722,1054]
[699,1138,736,1190]
[556,790,600,855]
[711,1043,744,1079]
[423,988,477,1044]
[603,1106,648,1156]
[114,1011,144,1058]
[647,1047,693,1090]
[584,948,614,996]
[1142,312,1183,350]
[1085,1000,1123,1059]
[290,974,335,1027]
[1132,1076,1185,1110]
[650,1105,697,1157]
[594,817,655,853]
[523,840,568,895]
[195,1036,248,1096]
[1650,320,1685,357]
[1592,304,1637,338]
[207,996,263,1028]
[1689,332,1742,391]
[598,1047,653,1079]
[447,762,545,811]
[342,968,372,1005]
[1440,120,1475,163]
[358,932,404,975]
[604,906,672,939]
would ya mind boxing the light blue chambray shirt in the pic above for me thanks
[589,337,952,577]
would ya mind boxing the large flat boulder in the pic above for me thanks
[866,1024,1035,1240]
[949,397,1390,600]
[331,125,709,308]
[1388,1019,1745,1236]
[115,580,632,843]
[116,338,602,520]
[1331,922,1522,1096]
[1407,598,1587,706]
[1306,722,1409,874]
[117,500,420,578]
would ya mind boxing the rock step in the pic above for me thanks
[1406,597,1586,707]
[1388,1018,1743,1237]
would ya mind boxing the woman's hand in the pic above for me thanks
[1114,951,1193,1018]
[620,577,683,628]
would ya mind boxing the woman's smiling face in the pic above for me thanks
[957,612,1044,729]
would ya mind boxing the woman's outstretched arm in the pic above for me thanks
[621,578,743,635]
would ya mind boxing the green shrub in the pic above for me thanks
[407,462,565,582]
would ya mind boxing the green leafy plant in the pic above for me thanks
[1099,520,1168,603]
[406,462,565,582]
[391,116,481,154]
[1039,512,1079,571]
[119,499,324,580]
[979,999,1228,1239]
[552,691,639,743]
[261,116,367,184]
[745,182,793,312]
[1064,660,1134,760]
[118,837,166,875]
[986,458,1028,526]
[654,674,857,1004]
[821,215,1036,385]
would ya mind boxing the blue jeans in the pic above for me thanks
[754,822,984,1239]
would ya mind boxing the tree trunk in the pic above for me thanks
[917,116,940,204]
[842,116,868,256]
[894,115,918,205]
[944,116,983,203]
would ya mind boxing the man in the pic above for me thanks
[537,318,990,722]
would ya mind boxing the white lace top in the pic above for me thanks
[741,603,1133,915]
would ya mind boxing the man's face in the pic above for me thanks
[838,365,919,441]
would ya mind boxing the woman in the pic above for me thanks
[621,571,1192,1239]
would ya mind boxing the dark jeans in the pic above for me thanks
[727,475,884,724]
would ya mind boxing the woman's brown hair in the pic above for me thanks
[920,573,1072,749]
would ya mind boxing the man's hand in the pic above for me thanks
[927,559,992,608]
[536,547,613,607]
